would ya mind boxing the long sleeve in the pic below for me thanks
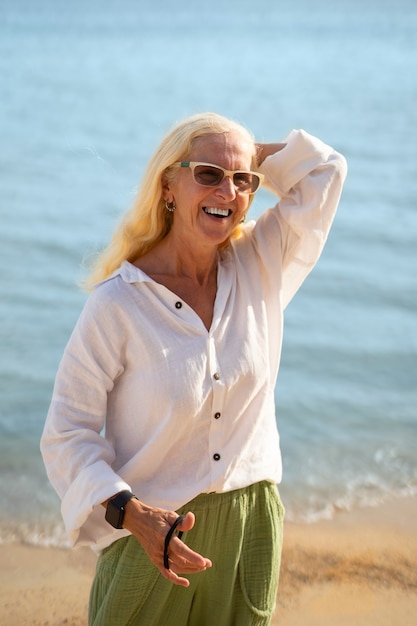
[255,129,347,308]
[41,288,133,547]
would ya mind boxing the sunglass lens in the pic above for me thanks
[233,172,259,193]
[193,165,223,186]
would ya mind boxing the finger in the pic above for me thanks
[164,515,186,568]
[162,512,197,570]
[176,511,195,533]
[170,536,212,569]
[160,564,191,587]
[168,560,211,577]
[163,554,211,585]
[165,538,212,576]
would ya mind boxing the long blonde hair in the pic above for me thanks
[84,112,256,288]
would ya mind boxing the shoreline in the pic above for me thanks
[1,496,416,625]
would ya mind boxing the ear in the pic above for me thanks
[161,172,173,202]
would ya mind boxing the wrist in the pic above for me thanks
[104,490,138,529]
[256,142,287,165]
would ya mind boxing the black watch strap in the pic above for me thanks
[105,490,138,529]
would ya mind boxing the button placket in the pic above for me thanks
[208,336,226,476]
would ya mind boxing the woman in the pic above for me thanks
[41,112,347,625]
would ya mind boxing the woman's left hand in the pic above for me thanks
[122,498,212,587]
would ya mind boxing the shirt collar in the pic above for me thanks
[93,261,153,289]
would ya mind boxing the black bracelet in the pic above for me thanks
[163,515,185,569]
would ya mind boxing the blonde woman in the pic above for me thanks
[41,112,347,625]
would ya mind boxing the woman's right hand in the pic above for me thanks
[121,498,212,587]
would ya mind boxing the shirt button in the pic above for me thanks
[213,453,221,461]
[213,372,221,381]
[175,301,182,309]
[214,412,221,419]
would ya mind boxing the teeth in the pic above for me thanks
[204,207,230,217]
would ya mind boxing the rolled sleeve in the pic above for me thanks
[258,129,347,307]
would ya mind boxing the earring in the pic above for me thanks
[165,200,176,212]
[240,214,246,224]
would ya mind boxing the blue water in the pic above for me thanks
[1,0,416,546]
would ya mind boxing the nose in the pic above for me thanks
[215,174,237,199]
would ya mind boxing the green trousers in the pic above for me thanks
[89,481,285,626]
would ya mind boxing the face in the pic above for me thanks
[163,130,255,249]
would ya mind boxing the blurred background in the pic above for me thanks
[1,0,416,546]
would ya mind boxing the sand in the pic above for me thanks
[1,496,416,625]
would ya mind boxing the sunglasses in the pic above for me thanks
[176,161,264,195]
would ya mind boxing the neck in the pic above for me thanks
[139,233,219,287]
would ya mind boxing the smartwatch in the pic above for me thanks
[105,490,138,529]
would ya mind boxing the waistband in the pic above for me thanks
[177,480,279,513]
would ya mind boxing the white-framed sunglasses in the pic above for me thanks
[175,161,264,195]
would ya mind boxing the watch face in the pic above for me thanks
[104,491,135,529]
[105,501,124,529]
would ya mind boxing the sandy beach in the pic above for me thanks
[1,496,416,625]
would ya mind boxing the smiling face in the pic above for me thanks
[163,130,255,251]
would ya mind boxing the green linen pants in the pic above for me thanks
[89,481,285,626]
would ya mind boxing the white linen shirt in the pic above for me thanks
[41,130,347,550]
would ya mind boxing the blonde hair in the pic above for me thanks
[83,112,256,288]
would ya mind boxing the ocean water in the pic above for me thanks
[1,0,416,546]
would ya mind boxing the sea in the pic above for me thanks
[1,0,416,548]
